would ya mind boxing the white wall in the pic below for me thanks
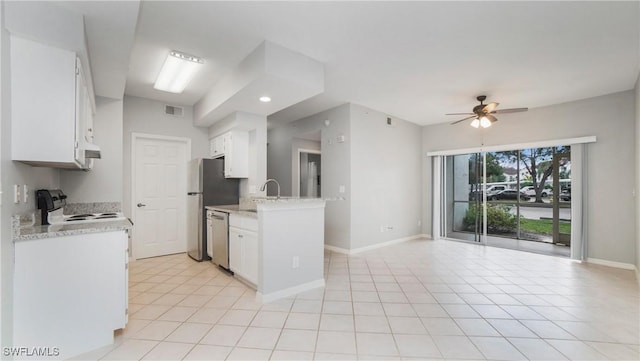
[349,104,423,249]
[208,112,267,198]
[422,91,636,265]
[267,104,352,249]
[123,96,209,218]
[268,103,423,251]
[60,96,124,203]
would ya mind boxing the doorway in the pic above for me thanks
[441,146,572,257]
[298,150,321,198]
[131,133,191,259]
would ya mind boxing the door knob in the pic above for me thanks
[137,203,146,208]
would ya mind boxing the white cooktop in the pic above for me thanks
[47,208,127,225]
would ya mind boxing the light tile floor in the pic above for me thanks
[76,239,640,360]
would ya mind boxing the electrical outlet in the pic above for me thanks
[339,185,346,193]
[292,256,299,269]
[13,184,21,204]
[380,226,385,233]
[23,185,29,203]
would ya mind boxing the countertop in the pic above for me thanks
[205,204,258,218]
[13,219,133,242]
[206,197,336,216]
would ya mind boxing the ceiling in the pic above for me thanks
[59,1,139,99]
[88,1,640,127]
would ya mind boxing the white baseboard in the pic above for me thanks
[324,234,429,255]
[256,279,325,304]
[586,257,637,271]
[324,244,351,254]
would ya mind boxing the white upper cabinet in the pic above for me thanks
[210,135,225,158]
[10,36,95,169]
[210,130,249,178]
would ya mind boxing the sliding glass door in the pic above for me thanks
[442,152,484,243]
[440,146,572,257]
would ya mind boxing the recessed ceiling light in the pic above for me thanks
[259,96,271,103]
[154,50,203,94]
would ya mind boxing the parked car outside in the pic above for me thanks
[488,189,531,201]
[560,188,571,201]
[469,185,508,200]
[486,185,508,197]
[520,186,553,197]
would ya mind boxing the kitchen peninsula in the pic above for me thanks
[207,197,326,302]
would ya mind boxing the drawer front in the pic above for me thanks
[229,213,258,232]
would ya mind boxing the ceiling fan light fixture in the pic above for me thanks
[154,50,203,94]
[480,116,492,128]
[470,118,480,128]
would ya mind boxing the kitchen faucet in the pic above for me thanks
[260,179,281,199]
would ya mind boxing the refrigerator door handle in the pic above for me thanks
[187,192,202,196]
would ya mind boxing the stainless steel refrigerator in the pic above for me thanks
[187,158,239,261]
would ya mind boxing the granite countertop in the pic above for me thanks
[205,197,342,217]
[205,204,258,218]
[14,219,133,242]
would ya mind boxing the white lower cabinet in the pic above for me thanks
[13,230,128,360]
[229,214,258,286]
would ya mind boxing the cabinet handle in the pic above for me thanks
[137,203,146,208]
[238,234,244,238]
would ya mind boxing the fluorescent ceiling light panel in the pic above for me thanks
[154,51,203,93]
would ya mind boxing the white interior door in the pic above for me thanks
[133,135,189,259]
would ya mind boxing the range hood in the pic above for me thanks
[84,143,102,159]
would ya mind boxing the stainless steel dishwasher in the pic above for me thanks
[210,210,231,271]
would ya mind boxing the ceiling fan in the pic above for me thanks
[447,95,528,128]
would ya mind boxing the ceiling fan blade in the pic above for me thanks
[445,112,474,116]
[450,115,477,125]
[482,102,499,113]
[486,114,498,123]
[492,107,528,114]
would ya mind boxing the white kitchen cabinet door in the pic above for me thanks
[229,213,258,286]
[210,135,225,158]
[229,227,242,274]
[242,229,259,285]
[223,131,249,178]
[10,35,94,169]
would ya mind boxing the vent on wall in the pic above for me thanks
[164,104,184,117]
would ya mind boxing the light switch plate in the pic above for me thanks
[339,185,346,193]
[23,185,29,203]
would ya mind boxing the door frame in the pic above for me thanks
[130,132,191,260]
[295,148,321,197]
